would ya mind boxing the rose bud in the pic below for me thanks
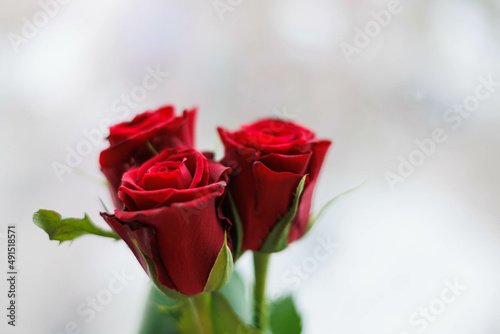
[218,119,331,252]
[101,148,233,297]
[100,106,196,208]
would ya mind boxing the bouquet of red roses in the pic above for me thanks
[34,105,337,333]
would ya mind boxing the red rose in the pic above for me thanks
[100,106,196,208]
[218,119,331,251]
[101,148,232,296]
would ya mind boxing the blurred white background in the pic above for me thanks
[1,0,500,333]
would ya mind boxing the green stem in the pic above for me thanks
[253,252,271,330]
[189,293,214,334]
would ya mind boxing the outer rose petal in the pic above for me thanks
[107,106,175,146]
[119,182,227,211]
[237,162,307,250]
[114,190,225,296]
[207,159,232,183]
[288,140,332,243]
[217,127,259,159]
[259,152,311,175]
[100,212,177,291]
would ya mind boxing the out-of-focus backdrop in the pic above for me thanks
[1,0,500,333]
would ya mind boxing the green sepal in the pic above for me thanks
[270,295,302,334]
[33,209,119,243]
[204,231,234,293]
[226,190,245,260]
[304,181,365,235]
[260,176,307,253]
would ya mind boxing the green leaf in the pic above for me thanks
[219,270,251,323]
[305,181,365,235]
[260,176,307,253]
[227,191,245,260]
[204,232,234,293]
[270,296,302,334]
[138,285,182,334]
[211,292,261,334]
[33,210,119,243]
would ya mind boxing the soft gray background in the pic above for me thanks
[1,0,500,333]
